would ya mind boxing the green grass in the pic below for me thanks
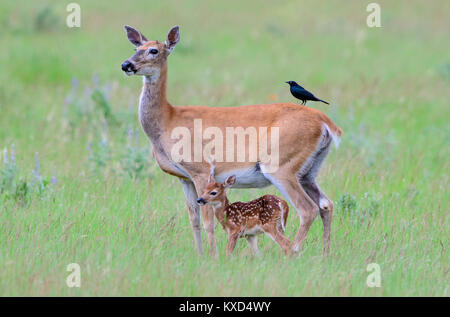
[0,0,448,296]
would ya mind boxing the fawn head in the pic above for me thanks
[197,174,236,207]
[121,25,180,77]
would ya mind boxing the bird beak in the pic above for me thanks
[285,81,289,84]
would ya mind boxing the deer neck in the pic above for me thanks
[138,61,172,141]
[212,196,230,229]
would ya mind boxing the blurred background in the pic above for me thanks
[0,0,448,296]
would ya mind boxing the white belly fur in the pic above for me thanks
[243,225,264,236]
[214,167,271,188]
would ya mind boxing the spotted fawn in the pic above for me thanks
[197,163,291,256]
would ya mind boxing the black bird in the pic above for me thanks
[285,81,329,105]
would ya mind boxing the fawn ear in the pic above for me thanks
[165,25,180,53]
[124,25,148,47]
[224,175,236,188]
[208,174,215,184]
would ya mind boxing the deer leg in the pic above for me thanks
[179,179,203,255]
[192,176,218,257]
[319,200,333,255]
[298,125,334,254]
[246,235,259,256]
[301,178,333,255]
[264,173,319,254]
[226,232,240,257]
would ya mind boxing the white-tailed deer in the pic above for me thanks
[121,25,342,256]
[197,162,291,256]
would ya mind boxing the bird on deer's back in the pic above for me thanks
[285,81,329,105]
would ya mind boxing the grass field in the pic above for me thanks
[0,0,448,296]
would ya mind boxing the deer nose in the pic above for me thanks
[121,61,135,72]
[197,198,206,205]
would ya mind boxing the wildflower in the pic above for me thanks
[10,144,15,165]
[64,96,72,105]
[127,127,133,147]
[51,167,57,185]
[33,152,41,180]
[3,148,8,164]
[72,77,79,90]
[93,73,99,88]
[103,83,112,99]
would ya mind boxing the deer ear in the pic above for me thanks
[208,174,215,184]
[165,25,180,53]
[124,25,148,47]
[224,175,236,188]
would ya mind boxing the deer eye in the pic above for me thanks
[210,191,217,196]
[149,49,158,55]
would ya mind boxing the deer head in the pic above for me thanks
[121,25,180,77]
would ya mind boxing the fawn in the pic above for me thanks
[197,164,292,257]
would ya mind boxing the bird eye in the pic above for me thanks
[210,191,217,196]
[149,49,158,55]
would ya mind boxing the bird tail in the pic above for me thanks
[318,99,329,105]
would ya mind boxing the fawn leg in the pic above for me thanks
[226,233,240,257]
[265,225,292,256]
[246,235,259,256]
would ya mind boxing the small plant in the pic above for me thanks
[359,192,380,222]
[64,77,89,130]
[337,193,380,225]
[34,5,59,32]
[0,146,55,203]
[87,129,112,176]
[63,75,152,179]
[86,126,153,180]
[31,152,52,196]
[1,145,19,197]
[437,62,450,81]
[63,75,116,132]
[91,89,117,125]
[338,194,358,216]
[121,128,152,179]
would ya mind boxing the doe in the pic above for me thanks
[197,163,292,257]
